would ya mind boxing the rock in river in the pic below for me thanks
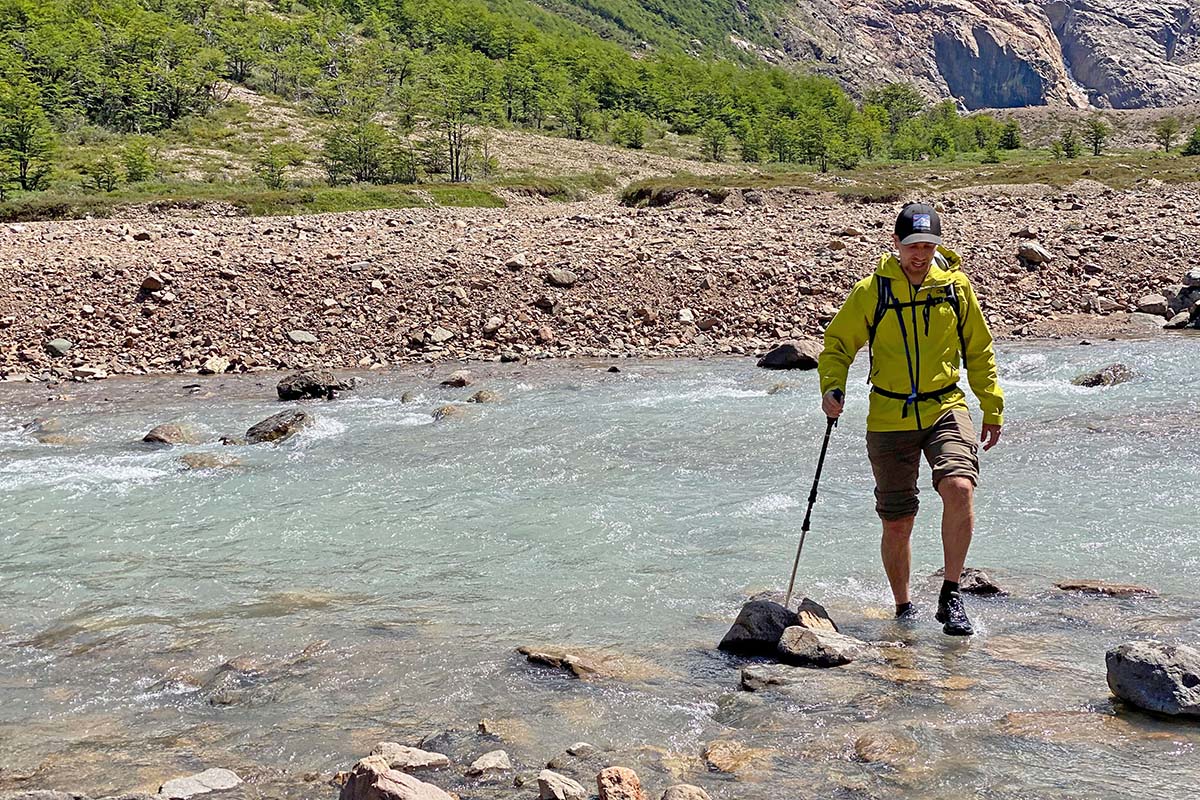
[340,755,455,800]
[159,768,242,799]
[370,742,450,771]
[143,423,205,446]
[756,340,821,370]
[1106,641,1200,717]
[277,369,354,400]
[1071,363,1136,387]
[245,409,312,444]
[596,767,647,800]
[718,595,836,655]
[537,769,586,800]
[777,626,870,668]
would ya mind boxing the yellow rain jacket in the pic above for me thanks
[818,247,1004,432]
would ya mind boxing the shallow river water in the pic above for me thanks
[1,336,1198,800]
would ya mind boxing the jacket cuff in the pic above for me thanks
[983,411,1003,426]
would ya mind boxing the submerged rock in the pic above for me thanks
[180,453,241,470]
[467,389,499,404]
[432,404,464,422]
[517,645,666,682]
[1056,580,1157,597]
[777,626,869,668]
[339,755,454,800]
[245,409,312,444]
[596,767,647,800]
[661,786,711,800]
[756,340,821,370]
[370,742,450,771]
[277,370,354,400]
[1071,363,1136,387]
[701,739,773,776]
[537,769,585,800]
[1106,641,1200,717]
[853,730,919,766]
[159,768,242,799]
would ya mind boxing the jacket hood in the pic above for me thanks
[875,246,961,286]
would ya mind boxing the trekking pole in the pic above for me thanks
[784,389,842,610]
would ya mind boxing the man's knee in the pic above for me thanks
[881,516,915,540]
[937,476,974,505]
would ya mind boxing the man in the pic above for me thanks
[817,202,1004,636]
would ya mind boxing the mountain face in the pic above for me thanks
[758,0,1200,108]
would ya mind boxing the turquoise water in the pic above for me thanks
[1,336,1198,799]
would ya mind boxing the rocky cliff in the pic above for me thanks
[763,0,1200,108]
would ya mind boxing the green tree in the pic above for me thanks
[564,84,598,141]
[612,111,646,149]
[998,120,1022,150]
[699,118,728,162]
[1153,116,1181,152]
[86,154,120,192]
[826,135,861,170]
[865,83,927,134]
[849,105,887,160]
[1182,125,1200,156]
[254,143,304,188]
[1060,128,1082,159]
[122,137,155,182]
[322,121,388,184]
[892,119,928,161]
[422,49,497,182]
[1084,116,1110,156]
[735,119,767,163]
[982,143,1002,164]
[0,80,54,191]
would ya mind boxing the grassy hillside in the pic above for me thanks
[1,0,1198,222]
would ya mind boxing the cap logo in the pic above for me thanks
[912,213,932,231]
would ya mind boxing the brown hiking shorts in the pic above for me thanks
[865,408,979,521]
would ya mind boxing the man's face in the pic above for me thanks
[892,234,937,284]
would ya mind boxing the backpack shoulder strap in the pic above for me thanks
[866,275,893,382]
[945,280,968,359]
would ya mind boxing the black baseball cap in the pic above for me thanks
[895,202,942,246]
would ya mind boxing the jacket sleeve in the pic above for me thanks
[958,277,1004,426]
[818,281,871,396]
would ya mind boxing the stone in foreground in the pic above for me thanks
[756,340,821,370]
[717,600,797,655]
[340,756,454,800]
[370,742,450,771]
[159,768,242,799]
[777,626,869,668]
[1106,641,1200,718]
[245,409,312,444]
[537,769,586,800]
[661,785,710,800]
[596,766,647,800]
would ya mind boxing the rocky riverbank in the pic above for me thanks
[1,180,1198,383]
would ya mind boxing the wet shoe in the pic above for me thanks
[895,602,919,622]
[935,591,974,636]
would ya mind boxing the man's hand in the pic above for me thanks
[822,389,845,419]
[980,423,1002,451]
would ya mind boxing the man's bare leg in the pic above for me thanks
[935,476,976,635]
[881,516,915,606]
[937,477,975,583]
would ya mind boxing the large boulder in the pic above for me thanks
[340,756,454,800]
[159,769,242,799]
[277,370,353,400]
[756,340,821,370]
[777,626,870,668]
[1106,641,1200,717]
[718,600,797,655]
[245,409,313,444]
[1071,363,1136,387]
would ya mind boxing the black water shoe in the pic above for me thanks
[895,602,919,621]
[935,591,974,636]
